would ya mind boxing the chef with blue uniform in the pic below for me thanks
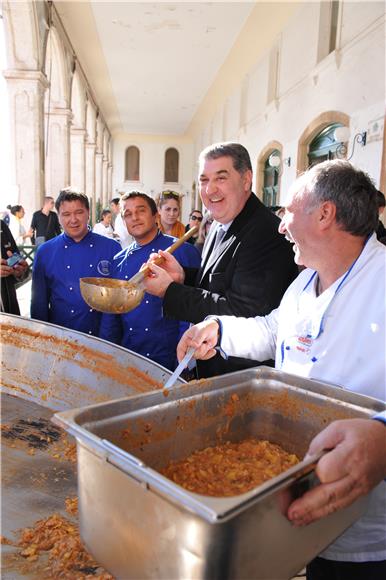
[99,191,201,370]
[31,188,121,336]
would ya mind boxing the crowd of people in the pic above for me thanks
[1,142,385,580]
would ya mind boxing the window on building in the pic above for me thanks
[125,146,140,181]
[317,0,340,62]
[164,148,179,183]
[262,149,280,207]
[308,123,343,167]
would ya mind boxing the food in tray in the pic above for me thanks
[161,438,299,496]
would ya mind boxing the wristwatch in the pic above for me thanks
[372,410,386,426]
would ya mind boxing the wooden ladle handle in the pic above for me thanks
[130,225,199,284]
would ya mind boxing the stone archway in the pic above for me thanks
[297,111,350,174]
[44,26,71,198]
[255,140,283,201]
[70,68,87,192]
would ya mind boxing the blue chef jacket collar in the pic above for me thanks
[62,227,93,245]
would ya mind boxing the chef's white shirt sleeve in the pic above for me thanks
[219,308,279,362]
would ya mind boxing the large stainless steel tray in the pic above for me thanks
[1,313,185,410]
[54,366,385,580]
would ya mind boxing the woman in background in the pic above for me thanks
[194,212,213,255]
[157,190,185,238]
[9,205,30,246]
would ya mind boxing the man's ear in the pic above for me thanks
[243,169,253,192]
[318,201,336,229]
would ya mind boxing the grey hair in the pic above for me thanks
[199,142,252,175]
[295,160,378,237]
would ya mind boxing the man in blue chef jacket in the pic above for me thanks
[31,188,121,336]
[99,191,200,370]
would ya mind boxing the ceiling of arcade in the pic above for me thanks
[53,1,300,137]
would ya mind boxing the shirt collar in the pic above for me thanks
[62,227,92,245]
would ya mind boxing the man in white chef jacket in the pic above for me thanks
[176,160,386,580]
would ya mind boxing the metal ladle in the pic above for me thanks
[80,225,198,314]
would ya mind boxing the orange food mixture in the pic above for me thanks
[161,438,299,496]
[17,512,113,579]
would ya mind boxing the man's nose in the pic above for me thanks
[205,180,217,195]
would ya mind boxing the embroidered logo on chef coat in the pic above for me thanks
[97,260,112,276]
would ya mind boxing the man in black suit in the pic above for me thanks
[144,142,298,378]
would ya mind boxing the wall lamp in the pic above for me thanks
[334,126,367,161]
[268,154,291,171]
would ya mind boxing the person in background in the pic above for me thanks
[30,196,61,246]
[144,142,298,379]
[99,191,200,370]
[177,160,386,580]
[194,212,213,255]
[110,196,132,248]
[1,219,29,314]
[31,188,120,336]
[157,190,185,238]
[376,190,386,243]
[9,205,30,246]
[185,209,203,244]
[92,209,115,239]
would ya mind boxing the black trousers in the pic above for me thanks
[307,557,386,580]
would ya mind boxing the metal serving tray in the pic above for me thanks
[54,366,385,580]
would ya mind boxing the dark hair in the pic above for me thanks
[120,191,157,216]
[55,188,89,212]
[10,205,23,215]
[157,190,181,208]
[189,209,203,219]
[101,209,112,219]
[199,142,252,174]
[376,190,385,209]
[298,160,378,237]
[110,197,120,205]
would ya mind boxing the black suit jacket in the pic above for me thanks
[163,194,298,378]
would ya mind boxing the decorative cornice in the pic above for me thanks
[3,69,49,88]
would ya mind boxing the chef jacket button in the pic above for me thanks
[89,264,93,267]
[88,331,92,334]
[145,328,149,331]
[89,308,93,312]
[66,265,70,269]
[151,248,155,252]
[286,346,290,350]
[145,300,149,304]
[125,275,128,279]
[129,327,133,331]
[70,309,74,314]
[146,353,150,357]
[311,356,318,362]
[64,245,68,249]
[69,287,73,291]
[90,244,93,248]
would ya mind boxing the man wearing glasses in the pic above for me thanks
[144,142,298,378]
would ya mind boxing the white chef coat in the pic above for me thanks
[114,213,133,248]
[219,233,386,562]
[92,221,115,239]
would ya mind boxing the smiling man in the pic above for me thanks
[31,188,120,335]
[144,142,297,378]
[177,160,386,580]
[99,191,200,370]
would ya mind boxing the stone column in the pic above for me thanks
[95,151,103,214]
[107,163,113,201]
[70,127,86,192]
[45,107,71,198]
[102,157,109,208]
[85,141,96,225]
[3,69,48,224]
